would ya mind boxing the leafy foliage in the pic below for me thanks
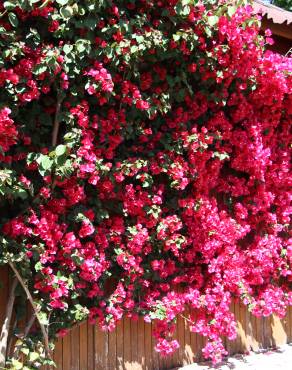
[272,0,292,11]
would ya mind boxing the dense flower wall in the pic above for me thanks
[0,0,291,367]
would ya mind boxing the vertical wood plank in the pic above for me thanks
[271,314,287,346]
[227,300,235,355]
[144,321,152,370]
[71,325,80,370]
[262,315,272,349]
[244,307,250,351]
[53,338,63,370]
[238,301,248,352]
[189,308,198,364]
[286,307,291,343]
[191,309,204,362]
[79,322,88,370]
[199,333,204,362]
[184,306,195,366]
[190,308,201,362]
[252,314,258,351]
[137,317,145,370]
[130,318,139,368]
[123,317,131,370]
[108,328,117,370]
[116,319,124,370]
[257,314,264,350]
[95,323,108,370]
[158,350,166,370]
[151,322,159,370]
[87,322,94,370]
[283,309,290,345]
[289,306,292,343]
[246,309,257,352]
[62,330,71,370]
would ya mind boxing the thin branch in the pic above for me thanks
[0,277,18,368]
[23,314,36,339]
[8,262,51,358]
[0,10,7,18]
[285,47,292,57]
[9,314,36,360]
[6,316,17,359]
[179,313,195,325]
[39,0,50,9]
[51,93,64,147]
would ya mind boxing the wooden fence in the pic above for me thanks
[1,267,292,370]
[51,305,292,370]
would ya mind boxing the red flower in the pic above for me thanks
[48,20,59,32]
[136,100,150,110]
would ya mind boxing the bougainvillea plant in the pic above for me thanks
[0,0,291,368]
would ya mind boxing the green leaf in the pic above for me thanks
[182,5,190,16]
[63,44,73,54]
[8,12,19,27]
[3,1,16,10]
[75,39,90,53]
[55,144,67,157]
[37,311,49,325]
[173,34,181,42]
[207,15,219,27]
[227,6,237,17]
[21,347,29,356]
[27,152,38,165]
[15,188,28,200]
[40,156,53,170]
[35,261,42,272]
[11,359,23,370]
[83,17,98,30]
[60,6,73,19]
[56,0,69,4]
[34,64,47,74]
[135,35,144,43]
[213,151,230,161]
[130,45,138,53]
[29,352,40,362]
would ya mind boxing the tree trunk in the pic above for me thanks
[0,277,17,367]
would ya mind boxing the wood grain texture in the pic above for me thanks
[137,317,145,370]
[71,325,80,370]
[62,330,71,370]
[151,322,160,370]
[87,322,94,370]
[116,319,124,370]
[53,338,63,370]
[123,317,131,370]
[94,322,108,370]
[108,327,117,370]
[144,322,152,370]
[79,321,88,370]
